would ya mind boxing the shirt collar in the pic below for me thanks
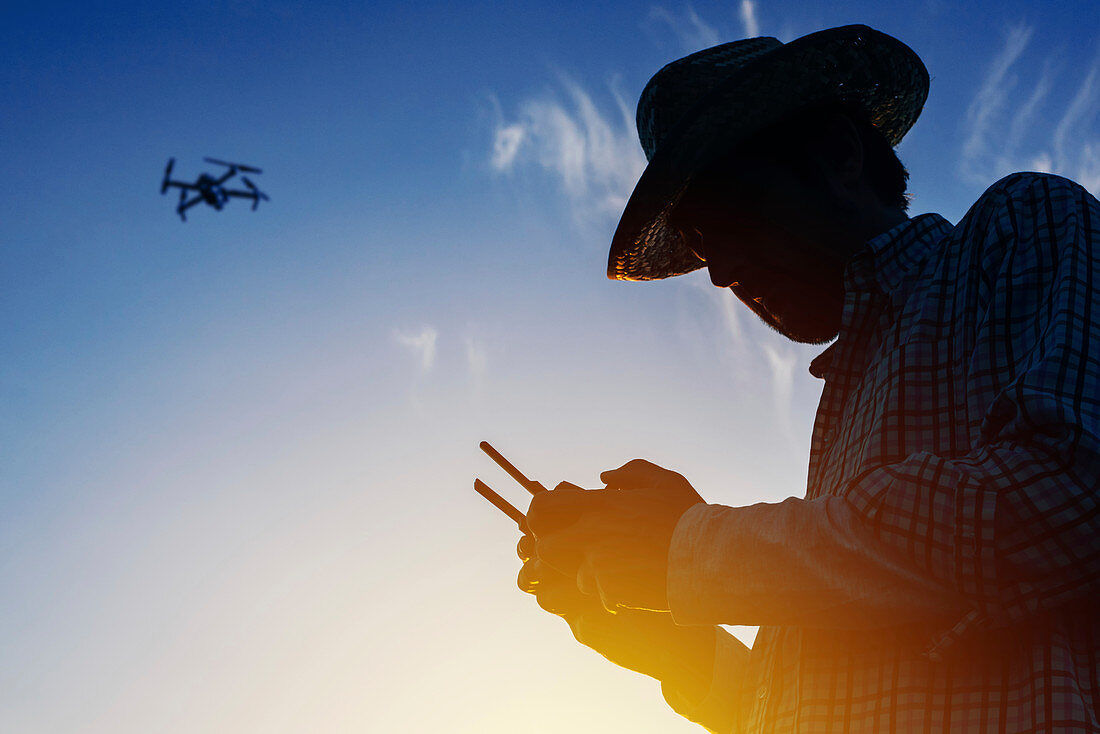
[808,344,837,379]
[809,213,954,380]
[843,213,954,296]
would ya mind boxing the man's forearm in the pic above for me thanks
[668,496,969,629]
[661,626,750,734]
[659,623,717,703]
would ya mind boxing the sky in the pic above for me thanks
[4,1,1100,732]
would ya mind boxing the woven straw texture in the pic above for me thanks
[608,25,929,281]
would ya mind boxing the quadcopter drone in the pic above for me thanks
[160,157,270,221]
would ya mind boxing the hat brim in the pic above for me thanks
[608,25,929,281]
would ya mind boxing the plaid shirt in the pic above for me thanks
[667,173,1100,732]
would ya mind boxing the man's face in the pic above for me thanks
[669,150,858,344]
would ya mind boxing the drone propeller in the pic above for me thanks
[161,157,175,194]
[241,177,270,210]
[204,157,262,174]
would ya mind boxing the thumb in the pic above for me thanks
[600,458,672,489]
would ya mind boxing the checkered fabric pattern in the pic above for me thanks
[706,173,1100,732]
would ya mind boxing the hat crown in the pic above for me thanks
[636,37,783,161]
[611,25,930,281]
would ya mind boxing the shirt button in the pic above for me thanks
[756,685,768,700]
[822,428,836,443]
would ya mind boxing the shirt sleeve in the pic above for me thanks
[844,174,1100,626]
[667,498,968,628]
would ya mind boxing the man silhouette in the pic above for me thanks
[518,25,1100,733]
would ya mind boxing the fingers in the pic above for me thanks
[526,481,604,537]
[576,555,598,597]
[534,519,595,577]
[518,557,591,616]
[600,459,705,510]
[517,534,535,562]
[519,466,695,618]
[517,556,541,593]
[522,539,625,614]
[574,546,658,614]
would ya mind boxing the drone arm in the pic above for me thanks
[177,195,204,221]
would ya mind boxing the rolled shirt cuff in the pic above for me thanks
[668,502,736,626]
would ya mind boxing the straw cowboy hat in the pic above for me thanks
[608,24,929,281]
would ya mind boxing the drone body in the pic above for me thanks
[160,157,269,220]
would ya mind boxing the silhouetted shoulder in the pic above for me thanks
[984,171,1091,199]
[945,172,1100,290]
[957,172,1098,239]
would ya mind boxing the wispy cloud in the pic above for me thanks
[739,0,760,38]
[648,5,721,52]
[488,78,647,223]
[491,123,525,170]
[760,341,797,438]
[487,5,775,224]
[960,25,1100,194]
[678,279,806,443]
[960,25,1034,181]
[464,334,487,381]
[1052,56,1100,189]
[394,326,439,371]
[648,4,763,52]
[712,285,746,351]
[704,285,795,420]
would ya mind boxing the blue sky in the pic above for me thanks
[4,1,1100,732]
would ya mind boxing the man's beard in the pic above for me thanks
[730,285,842,345]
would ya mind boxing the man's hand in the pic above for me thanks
[517,533,715,695]
[526,459,704,613]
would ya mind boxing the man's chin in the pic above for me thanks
[781,326,840,345]
[768,313,839,343]
[733,289,840,344]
